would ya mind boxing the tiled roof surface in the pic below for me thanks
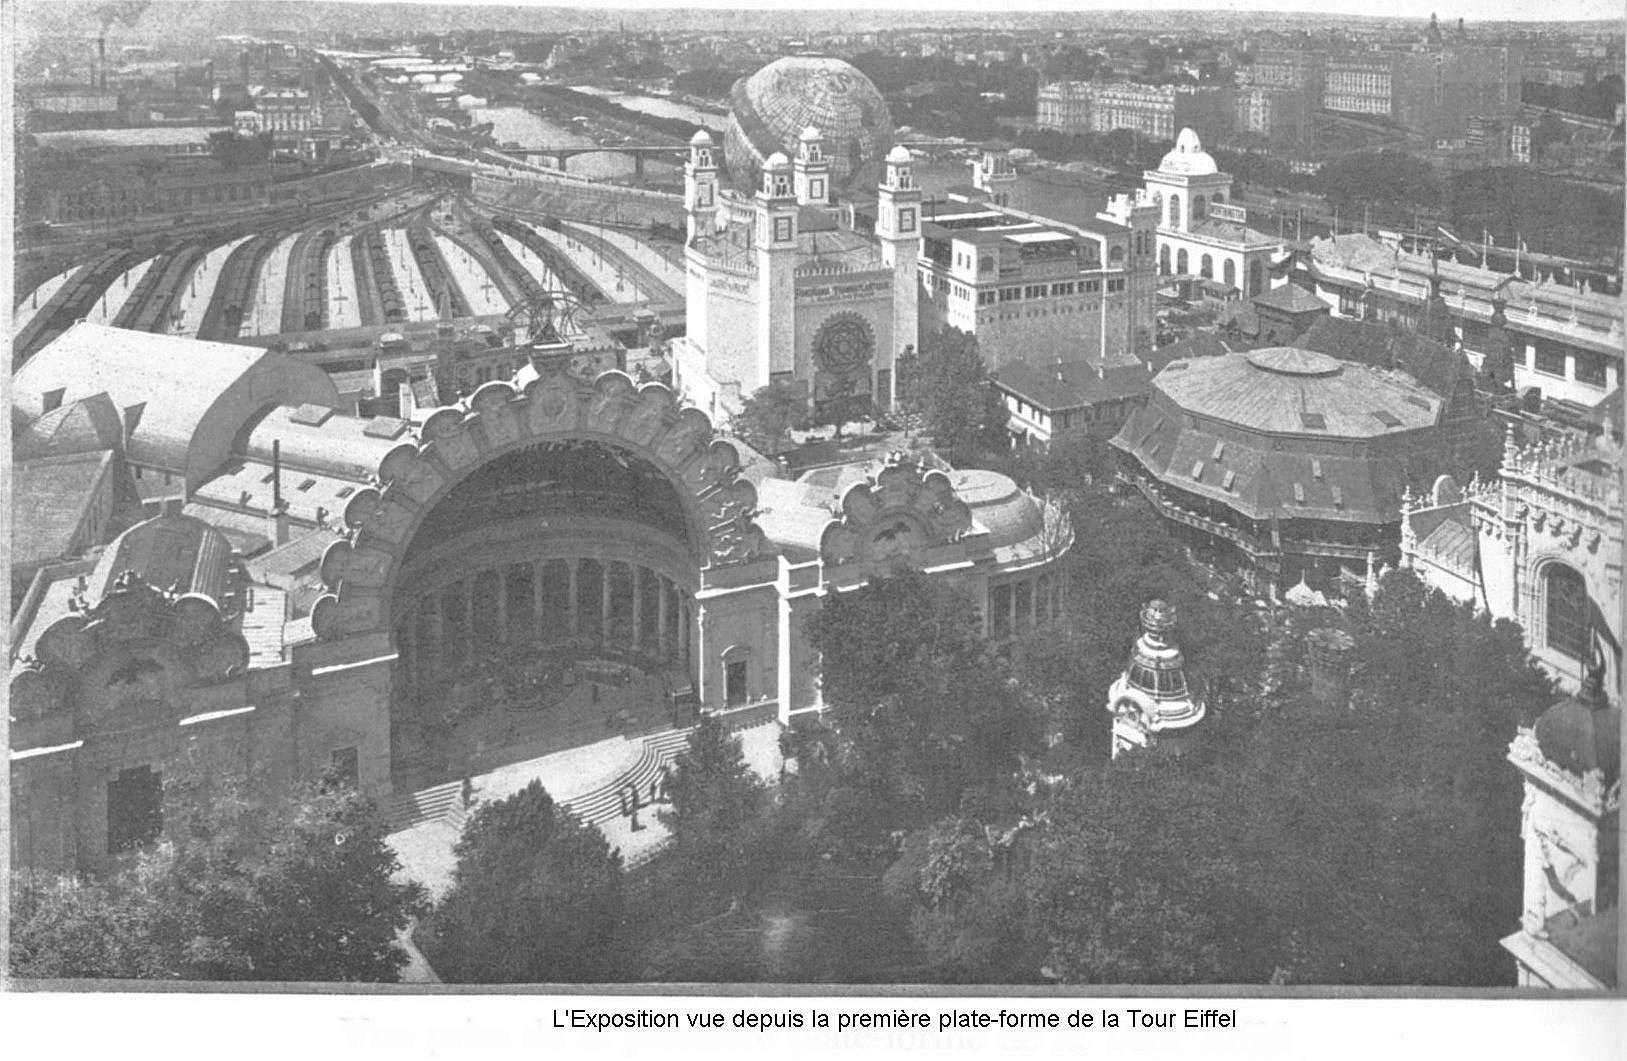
[1253,283,1330,315]
[12,451,115,569]
[994,359,1153,412]
[15,392,125,460]
[1154,349,1439,438]
[89,513,232,604]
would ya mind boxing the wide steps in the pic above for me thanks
[388,728,696,834]
[563,727,695,827]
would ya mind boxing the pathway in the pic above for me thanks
[563,220,685,289]
[241,233,299,337]
[12,267,77,337]
[172,235,253,338]
[382,226,438,322]
[497,231,563,291]
[325,234,363,330]
[524,222,647,303]
[434,233,509,316]
[84,257,155,326]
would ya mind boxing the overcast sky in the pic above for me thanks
[249,0,1626,25]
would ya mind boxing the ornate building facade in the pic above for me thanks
[1401,423,1622,695]
[11,323,1070,876]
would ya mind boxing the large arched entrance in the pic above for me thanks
[311,368,768,782]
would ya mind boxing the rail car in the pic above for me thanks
[490,215,605,305]
[468,214,547,308]
[123,240,213,334]
[200,232,284,341]
[405,226,473,319]
[12,248,143,366]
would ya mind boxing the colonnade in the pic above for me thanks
[987,572,1061,643]
[395,556,694,688]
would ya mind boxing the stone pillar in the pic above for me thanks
[462,579,475,664]
[568,559,580,638]
[1028,578,1039,630]
[601,560,613,647]
[631,565,644,653]
[427,594,445,675]
[495,567,509,645]
[657,577,671,659]
[532,560,545,645]
[399,612,417,687]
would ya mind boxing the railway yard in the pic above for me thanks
[12,182,686,369]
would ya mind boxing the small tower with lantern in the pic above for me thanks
[794,125,830,207]
[1107,599,1205,758]
[1501,661,1620,988]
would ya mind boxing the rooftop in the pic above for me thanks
[1154,348,1440,438]
[995,358,1153,413]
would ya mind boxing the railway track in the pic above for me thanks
[12,249,143,366]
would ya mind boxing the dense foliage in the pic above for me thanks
[11,776,425,982]
[910,326,1009,463]
[420,781,625,983]
[732,379,809,456]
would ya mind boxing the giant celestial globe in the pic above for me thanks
[723,55,895,198]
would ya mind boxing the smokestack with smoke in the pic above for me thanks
[93,2,151,92]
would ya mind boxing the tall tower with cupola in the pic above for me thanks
[755,151,799,392]
[1106,599,1205,758]
[685,129,719,243]
[1501,663,1620,989]
[874,144,921,412]
[794,126,831,207]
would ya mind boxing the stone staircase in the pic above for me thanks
[388,779,471,833]
[387,727,696,834]
[561,727,694,827]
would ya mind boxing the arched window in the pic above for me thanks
[1223,259,1237,288]
[1176,248,1189,275]
[1168,193,1181,228]
[1545,564,1590,661]
[1159,244,1171,275]
[1109,245,1125,265]
[1193,194,1207,221]
[1213,191,1225,205]
[1200,254,1214,279]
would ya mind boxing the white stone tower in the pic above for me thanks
[755,151,798,393]
[794,126,831,207]
[874,144,921,413]
[1501,664,1621,988]
[1107,599,1205,758]
[1144,128,1232,233]
[971,143,1018,207]
[684,128,719,243]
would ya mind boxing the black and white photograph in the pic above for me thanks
[2,0,1621,1049]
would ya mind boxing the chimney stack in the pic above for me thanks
[270,439,291,546]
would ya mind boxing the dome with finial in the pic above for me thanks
[689,128,714,146]
[1157,128,1219,177]
[1533,660,1621,786]
[886,143,913,165]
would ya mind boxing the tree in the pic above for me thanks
[732,379,807,456]
[10,775,427,982]
[1021,760,1239,984]
[420,781,626,983]
[914,326,1008,462]
[659,719,773,902]
[807,571,1038,829]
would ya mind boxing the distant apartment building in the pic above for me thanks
[1036,81,1093,134]
[254,87,314,133]
[1323,45,1522,140]
[1089,82,1231,144]
[1235,86,1309,144]
[1323,57,1395,117]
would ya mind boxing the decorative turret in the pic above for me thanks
[1107,599,1205,758]
[754,151,799,394]
[1502,659,1620,988]
[874,143,922,412]
[794,125,830,207]
[684,128,719,243]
